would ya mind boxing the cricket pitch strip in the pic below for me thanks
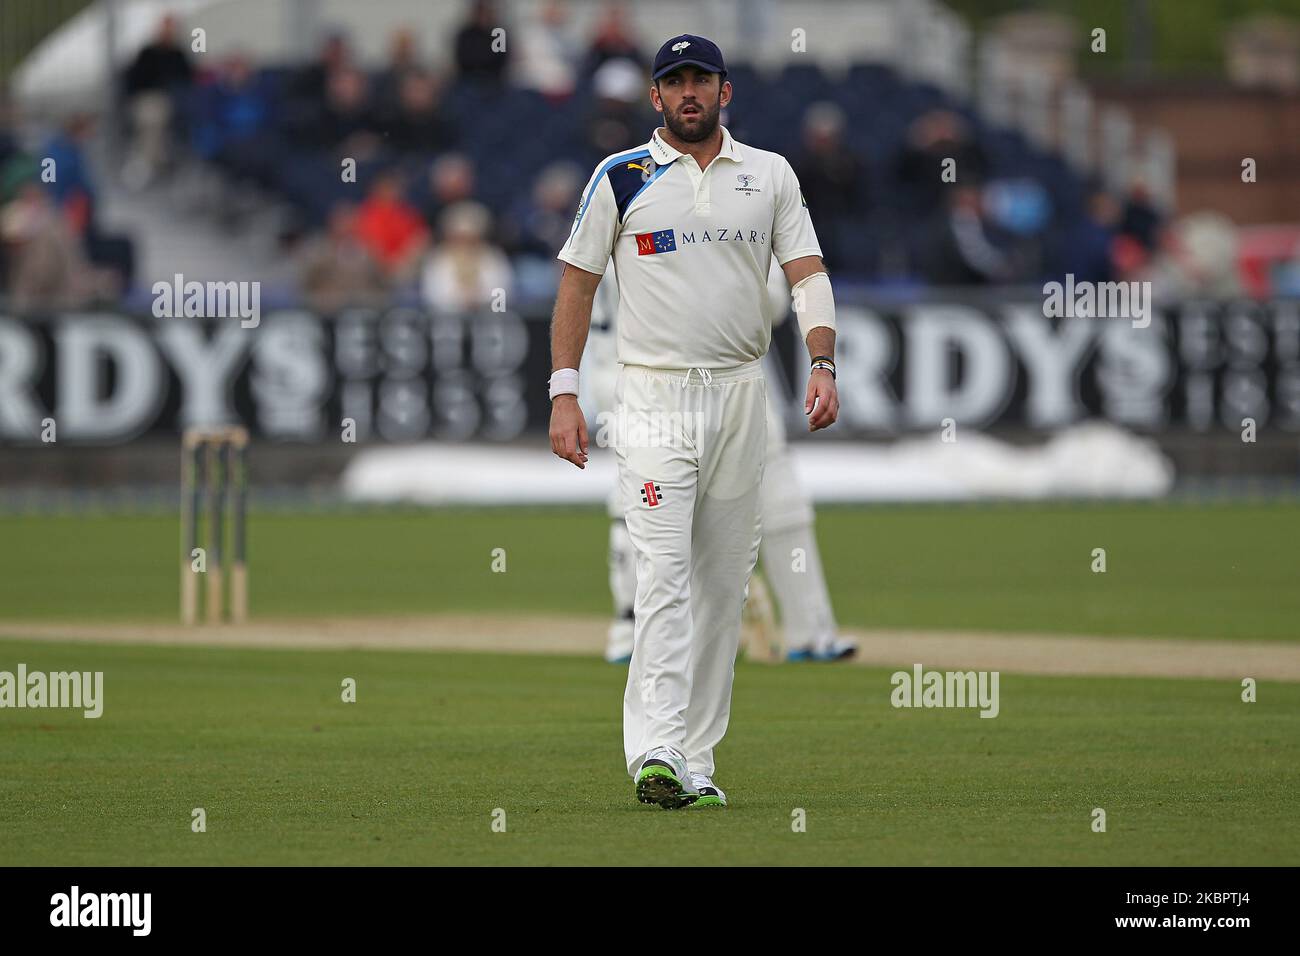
[0,615,1296,681]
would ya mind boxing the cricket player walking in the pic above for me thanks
[549,35,840,810]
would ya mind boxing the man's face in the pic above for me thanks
[653,66,730,143]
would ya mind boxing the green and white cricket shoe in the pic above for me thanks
[635,746,698,810]
[688,771,727,808]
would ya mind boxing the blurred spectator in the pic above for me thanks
[290,32,352,112]
[1109,181,1165,283]
[1,174,117,310]
[298,202,388,312]
[1146,212,1244,301]
[792,103,867,271]
[309,66,382,157]
[388,28,423,82]
[1119,177,1163,252]
[586,59,649,158]
[515,0,579,100]
[455,0,510,84]
[919,185,1014,286]
[421,201,513,312]
[375,28,424,106]
[354,169,430,280]
[380,69,456,154]
[895,109,989,216]
[502,161,583,257]
[121,15,195,188]
[39,115,135,289]
[419,153,477,229]
[123,15,195,95]
[583,1,645,75]
[40,114,96,214]
[981,177,1050,278]
[1057,187,1122,283]
[504,161,583,299]
[191,55,278,186]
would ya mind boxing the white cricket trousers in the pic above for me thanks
[615,360,767,778]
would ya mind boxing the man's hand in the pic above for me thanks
[805,368,839,431]
[549,395,590,468]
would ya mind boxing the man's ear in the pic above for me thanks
[720,80,733,108]
[649,83,663,114]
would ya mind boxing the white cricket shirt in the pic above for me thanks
[557,126,822,369]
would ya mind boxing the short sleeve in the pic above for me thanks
[771,158,823,266]
[558,164,619,275]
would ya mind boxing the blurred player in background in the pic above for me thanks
[582,261,858,665]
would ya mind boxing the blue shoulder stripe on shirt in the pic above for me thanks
[622,159,674,220]
[607,154,676,222]
[569,147,653,238]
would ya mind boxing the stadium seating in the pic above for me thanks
[182,58,1095,284]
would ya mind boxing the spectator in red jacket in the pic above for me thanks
[353,169,429,281]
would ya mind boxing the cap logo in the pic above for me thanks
[672,41,691,53]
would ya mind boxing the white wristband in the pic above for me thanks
[792,271,836,342]
[548,367,579,400]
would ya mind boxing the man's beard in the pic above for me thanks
[665,100,720,143]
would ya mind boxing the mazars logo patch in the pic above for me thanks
[636,229,677,255]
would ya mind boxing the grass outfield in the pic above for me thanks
[1,639,1296,866]
[1,501,1299,640]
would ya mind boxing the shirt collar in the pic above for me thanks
[649,125,743,167]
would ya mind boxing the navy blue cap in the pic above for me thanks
[651,34,727,81]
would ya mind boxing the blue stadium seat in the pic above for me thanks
[777,62,832,101]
